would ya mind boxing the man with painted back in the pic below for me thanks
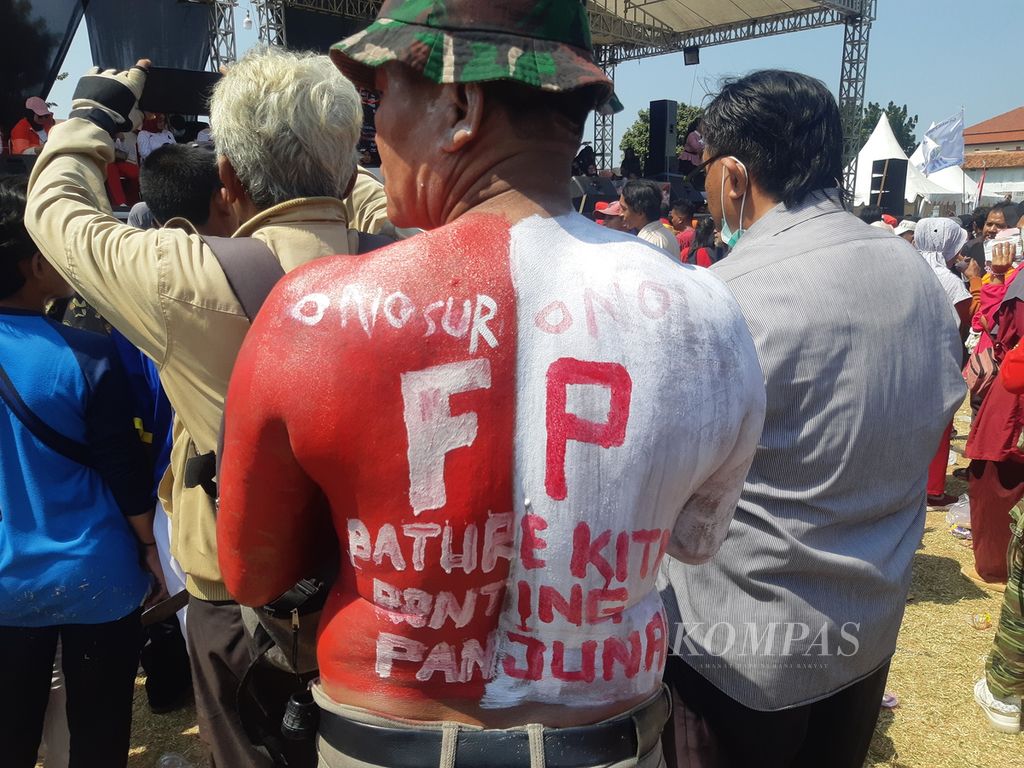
[216,2,765,767]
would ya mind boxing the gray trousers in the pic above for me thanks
[312,683,668,768]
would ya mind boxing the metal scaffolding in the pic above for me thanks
[256,0,288,46]
[206,0,238,71]
[592,46,617,172]
[837,0,876,197]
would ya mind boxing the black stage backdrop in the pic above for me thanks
[85,0,209,71]
[1,0,83,133]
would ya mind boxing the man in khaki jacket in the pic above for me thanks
[26,48,389,767]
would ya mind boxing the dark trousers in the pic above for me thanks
[187,596,275,768]
[968,459,1024,583]
[0,609,143,768]
[661,655,889,768]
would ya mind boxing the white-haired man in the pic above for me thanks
[25,48,391,767]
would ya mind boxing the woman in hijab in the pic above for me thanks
[914,218,972,509]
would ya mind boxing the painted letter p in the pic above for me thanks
[545,358,632,501]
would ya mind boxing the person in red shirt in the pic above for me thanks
[682,217,719,267]
[965,239,1024,586]
[669,201,695,255]
[10,97,54,155]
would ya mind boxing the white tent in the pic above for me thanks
[849,114,961,207]
[910,144,1000,205]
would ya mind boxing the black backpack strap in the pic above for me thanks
[356,231,395,254]
[202,236,286,323]
[0,360,94,468]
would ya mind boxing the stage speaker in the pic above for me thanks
[646,100,678,179]
[667,178,705,207]
[139,67,221,116]
[683,46,700,66]
[870,158,908,218]
[569,175,619,214]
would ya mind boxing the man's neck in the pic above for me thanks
[440,147,576,227]
[0,293,45,313]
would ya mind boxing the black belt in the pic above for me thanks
[318,686,671,768]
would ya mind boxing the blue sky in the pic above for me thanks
[48,0,1023,158]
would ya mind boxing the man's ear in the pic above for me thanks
[441,83,484,154]
[211,185,233,220]
[719,156,749,200]
[218,155,245,204]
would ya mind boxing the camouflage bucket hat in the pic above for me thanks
[330,0,623,114]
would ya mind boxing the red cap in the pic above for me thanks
[881,214,898,227]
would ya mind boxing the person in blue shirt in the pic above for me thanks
[0,175,167,768]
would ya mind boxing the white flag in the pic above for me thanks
[921,110,964,175]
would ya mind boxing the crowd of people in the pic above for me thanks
[1,2,1022,767]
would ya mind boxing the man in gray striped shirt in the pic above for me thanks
[658,70,965,767]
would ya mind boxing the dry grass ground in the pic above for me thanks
[45,405,1024,767]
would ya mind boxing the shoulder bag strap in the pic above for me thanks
[0,360,94,468]
[202,236,286,323]
[356,231,396,255]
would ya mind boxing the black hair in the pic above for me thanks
[972,206,990,231]
[987,201,1017,226]
[0,175,35,299]
[140,143,222,226]
[702,70,843,208]
[694,217,717,249]
[858,205,882,225]
[672,200,695,219]
[622,179,662,223]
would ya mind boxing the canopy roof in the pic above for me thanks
[849,113,961,206]
[587,0,868,59]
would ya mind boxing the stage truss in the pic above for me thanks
[227,0,877,194]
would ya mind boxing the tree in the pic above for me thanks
[619,102,704,168]
[859,101,919,156]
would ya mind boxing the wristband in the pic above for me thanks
[69,107,120,138]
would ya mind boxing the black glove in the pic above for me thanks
[70,64,148,137]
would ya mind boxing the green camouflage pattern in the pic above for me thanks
[330,0,622,114]
[987,502,1024,699]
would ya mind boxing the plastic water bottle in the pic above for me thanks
[156,755,193,768]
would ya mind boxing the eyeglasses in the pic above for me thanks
[686,153,725,181]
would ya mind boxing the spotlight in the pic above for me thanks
[243,10,253,29]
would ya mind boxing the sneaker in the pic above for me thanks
[974,678,1022,733]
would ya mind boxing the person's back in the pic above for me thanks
[665,197,962,701]
[222,208,763,725]
[658,69,964,768]
[0,174,160,768]
[0,314,150,623]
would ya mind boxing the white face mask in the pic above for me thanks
[719,157,748,248]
